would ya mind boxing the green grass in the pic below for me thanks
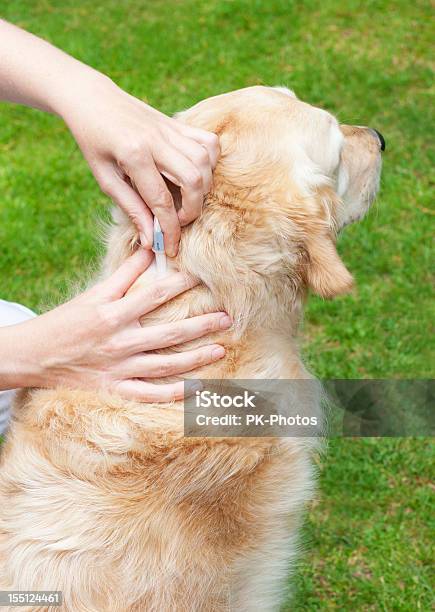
[0,1,433,609]
[291,438,434,611]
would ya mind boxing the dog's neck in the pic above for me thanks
[103,198,310,382]
[128,255,308,382]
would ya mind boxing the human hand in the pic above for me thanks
[2,250,231,401]
[0,21,219,255]
[60,75,219,256]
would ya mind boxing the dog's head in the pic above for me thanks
[107,86,383,329]
[176,87,382,312]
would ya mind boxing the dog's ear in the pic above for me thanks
[304,234,354,298]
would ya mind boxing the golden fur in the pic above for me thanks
[0,86,382,611]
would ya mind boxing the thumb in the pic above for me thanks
[99,249,154,298]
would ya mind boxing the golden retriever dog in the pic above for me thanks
[0,86,383,611]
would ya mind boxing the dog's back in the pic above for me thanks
[0,384,316,611]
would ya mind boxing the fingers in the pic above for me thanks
[113,272,198,323]
[177,123,220,168]
[126,312,232,353]
[119,344,226,379]
[127,155,181,256]
[103,116,219,255]
[155,146,206,229]
[170,136,213,224]
[113,379,189,403]
[97,249,154,299]
[98,170,154,248]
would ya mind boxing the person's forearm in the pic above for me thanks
[0,323,42,390]
[0,19,220,254]
[0,19,108,116]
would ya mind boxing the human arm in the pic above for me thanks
[0,19,219,255]
[0,250,230,401]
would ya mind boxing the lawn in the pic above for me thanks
[0,0,433,609]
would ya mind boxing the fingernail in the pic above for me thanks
[211,346,226,360]
[219,314,232,330]
[140,232,152,249]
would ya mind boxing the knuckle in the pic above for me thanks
[195,351,208,367]
[96,304,118,329]
[152,187,173,210]
[118,141,147,167]
[156,359,175,377]
[194,148,210,167]
[104,336,123,356]
[164,329,182,346]
[184,170,202,190]
[202,317,217,334]
[125,207,143,227]
[207,132,219,148]
[150,285,168,304]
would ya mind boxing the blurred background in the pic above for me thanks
[0,1,432,609]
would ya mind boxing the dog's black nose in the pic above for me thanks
[372,129,386,152]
